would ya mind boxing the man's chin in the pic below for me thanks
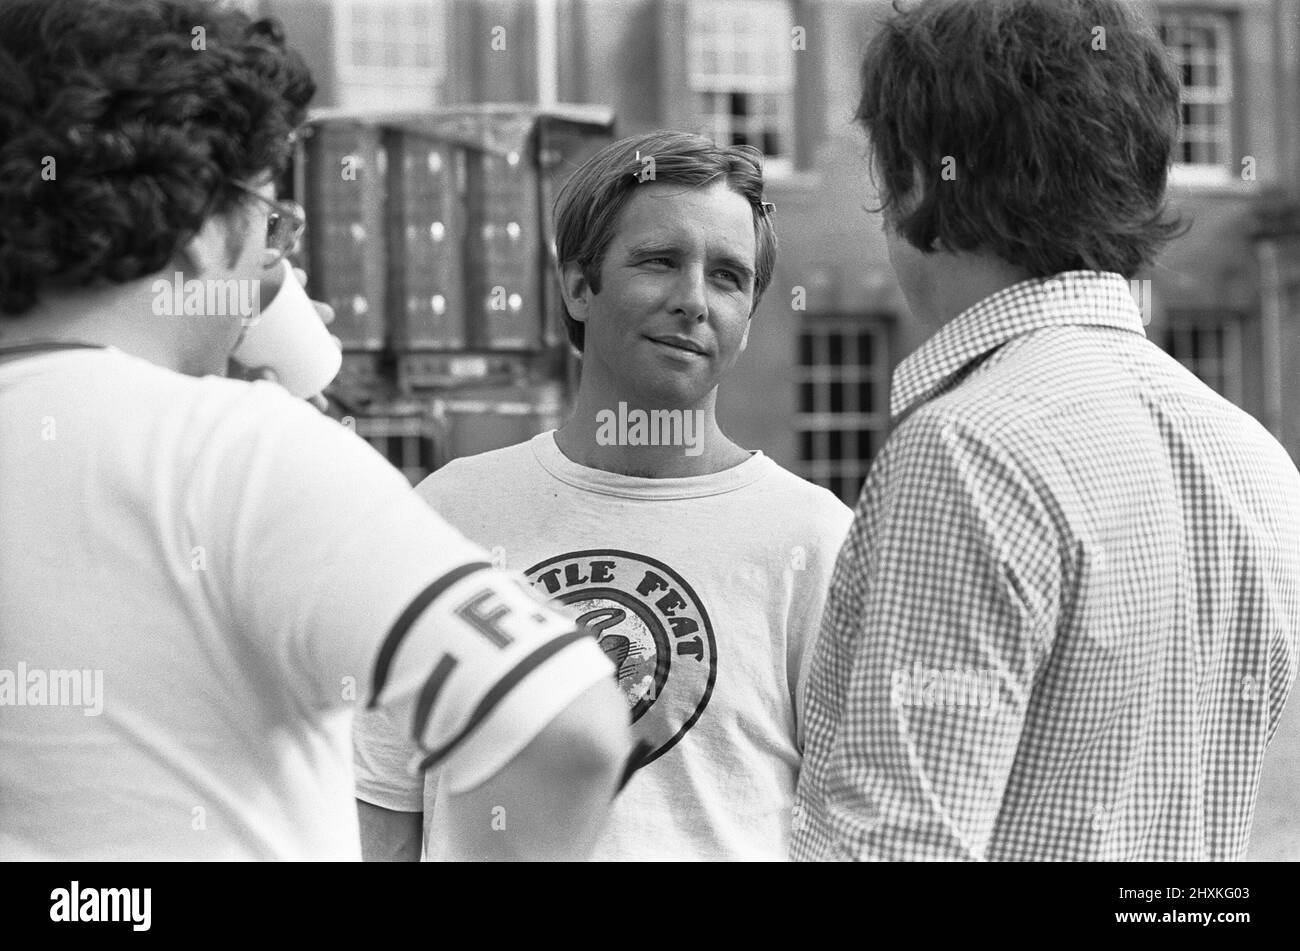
[630,378,714,412]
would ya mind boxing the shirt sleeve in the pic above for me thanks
[790,498,855,752]
[353,702,425,812]
[815,409,1060,861]
[188,384,615,795]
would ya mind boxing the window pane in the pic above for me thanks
[799,332,815,367]
[858,380,876,414]
[690,0,793,160]
[798,318,893,486]
[829,381,845,413]
[1187,103,1220,127]
[1160,14,1231,170]
[827,334,846,366]
[858,331,876,365]
[863,429,879,461]
[799,381,816,413]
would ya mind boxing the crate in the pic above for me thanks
[302,120,388,350]
[386,130,467,349]
[292,105,615,362]
[464,145,543,350]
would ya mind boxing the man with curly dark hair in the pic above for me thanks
[793,0,1300,861]
[0,0,629,861]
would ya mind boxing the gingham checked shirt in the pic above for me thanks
[791,270,1300,861]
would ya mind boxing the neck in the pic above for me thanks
[913,252,1035,337]
[0,278,232,376]
[555,379,749,478]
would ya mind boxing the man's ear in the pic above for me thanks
[559,262,591,325]
[176,206,246,275]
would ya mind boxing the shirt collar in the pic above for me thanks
[890,270,1146,422]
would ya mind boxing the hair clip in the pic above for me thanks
[761,201,776,215]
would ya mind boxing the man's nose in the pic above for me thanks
[670,264,708,322]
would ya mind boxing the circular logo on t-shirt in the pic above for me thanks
[524,549,716,766]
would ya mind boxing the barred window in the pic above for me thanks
[1162,312,1243,405]
[1158,11,1234,179]
[337,0,447,110]
[688,0,795,173]
[795,317,893,506]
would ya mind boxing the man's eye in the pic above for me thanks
[642,257,673,267]
[714,270,741,286]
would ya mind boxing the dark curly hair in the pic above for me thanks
[553,130,778,353]
[859,0,1186,278]
[0,0,315,316]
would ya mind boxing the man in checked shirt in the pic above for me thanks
[793,0,1300,861]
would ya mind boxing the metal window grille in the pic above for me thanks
[795,317,893,506]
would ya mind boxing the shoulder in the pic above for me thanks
[754,458,854,531]
[744,460,854,581]
[415,437,542,504]
[94,354,353,463]
[168,374,413,514]
[196,375,367,460]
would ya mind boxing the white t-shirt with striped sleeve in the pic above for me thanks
[0,347,611,860]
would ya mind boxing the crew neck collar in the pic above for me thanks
[530,430,771,500]
[0,343,122,380]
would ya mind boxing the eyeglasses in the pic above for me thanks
[227,179,306,269]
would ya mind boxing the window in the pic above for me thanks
[1158,12,1233,181]
[1162,312,1243,405]
[337,0,446,110]
[795,317,893,506]
[688,0,795,173]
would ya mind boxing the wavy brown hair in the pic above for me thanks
[858,0,1186,278]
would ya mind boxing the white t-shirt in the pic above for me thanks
[354,431,853,860]
[0,348,612,861]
